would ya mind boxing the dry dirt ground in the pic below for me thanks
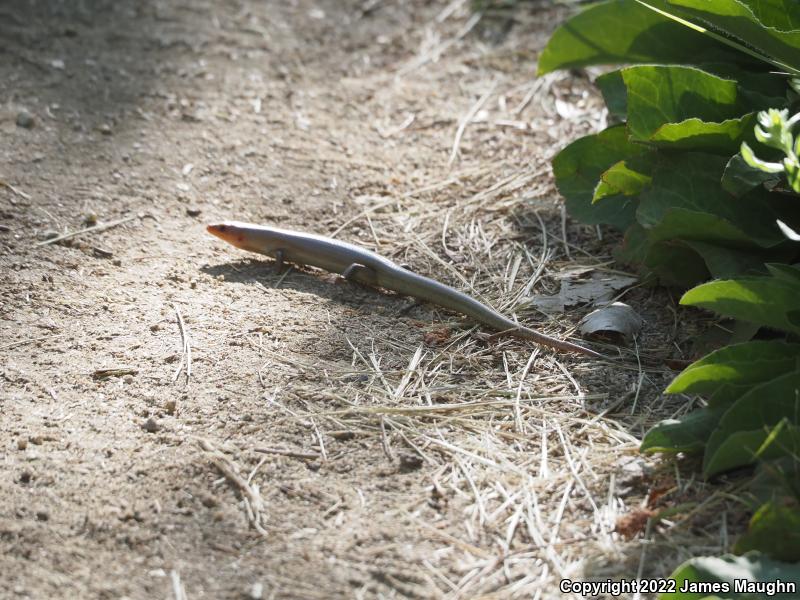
[1,1,743,598]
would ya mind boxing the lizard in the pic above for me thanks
[207,221,606,359]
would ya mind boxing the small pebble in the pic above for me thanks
[186,207,202,217]
[123,375,134,384]
[200,493,218,508]
[249,582,264,600]
[16,110,34,129]
[164,399,177,415]
[98,123,112,135]
[142,418,160,433]
[398,453,423,472]
[17,438,28,451]
[40,230,59,241]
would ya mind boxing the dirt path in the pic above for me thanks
[1,2,713,598]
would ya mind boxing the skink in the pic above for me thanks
[207,221,604,358]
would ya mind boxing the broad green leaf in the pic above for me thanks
[641,240,711,286]
[593,154,656,203]
[669,0,800,74]
[703,371,800,470]
[766,263,800,282]
[648,114,756,153]
[640,406,725,453]
[709,383,761,407]
[537,0,750,75]
[699,62,791,107]
[616,223,651,266]
[620,65,759,152]
[636,153,784,248]
[617,227,710,285]
[681,276,800,335]
[660,552,800,599]
[722,153,783,197]
[597,64,785,126]
[552,125,645,230]
[738,0,800,31]
[716,370,800,429]
[596,70,628,120]
[683,241,772,278]
[667,340,800,397]
[735,500,800,561]
[703,419,800,476]
[646,208,768,247]
[750,456,800,506]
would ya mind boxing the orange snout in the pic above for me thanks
[207,223,245,249]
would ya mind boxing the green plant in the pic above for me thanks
[538,0,800,580]
[742,106,800,193]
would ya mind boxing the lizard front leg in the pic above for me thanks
[273,249,285,274]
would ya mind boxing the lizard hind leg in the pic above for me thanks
[273,249,285,274]
[341,262,378,286]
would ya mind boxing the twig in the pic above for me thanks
[0,179,31,200]
[0,333,66,352]
[172,304,191,386]
[255,447,320,460]
[380,416,396,463]
[197,438,268,536]
[35,213,156,247]
[449,81,497,167]
[171,571,188,600]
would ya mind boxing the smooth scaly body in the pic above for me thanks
[207,222,603,358]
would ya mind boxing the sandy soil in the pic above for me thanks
[1,1,740,598]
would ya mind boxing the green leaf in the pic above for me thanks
[641,240,711,286]
[681,276,800,334]
[766,263,800,281]
[649,115,756,153]
[593,154,656,203]
[668,0,800,74]
[703,370,800,468]
[552,125,645,230]
[683,241,772,278]
[646,208,769,247]
[620,65,759,152]
[750,456,800,506]
[641,406,725,453]
[596,70,628,120]
[637,153,784,248]
[718,370,800,430]
[703,419,800,476]
[738,0,800,31]
[615,224,708,285]
[722,152,782,197]
[700,62,791,107]
[667,340,800,397]
[735,500,800,561]
[537,0,751,75]
[660,552,800,599]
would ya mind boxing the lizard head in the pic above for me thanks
[207,222,250,250]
